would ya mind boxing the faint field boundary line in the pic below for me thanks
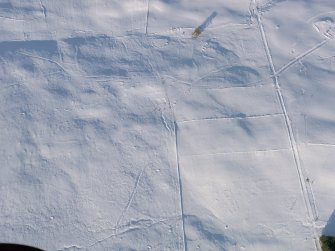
[307,142,335,148]
[173,121,187,251]
[178,112,283,124]
[160,75,187,251]
[150,59,187,250]
[181,147,292,158]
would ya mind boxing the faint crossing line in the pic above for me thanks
[274,39,329,77]
[114,165,148,231]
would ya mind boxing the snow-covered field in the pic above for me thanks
[0,0,334,250]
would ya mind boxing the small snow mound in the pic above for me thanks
[313,17,335,39]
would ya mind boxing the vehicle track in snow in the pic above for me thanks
[145,46,186,250]
[160,77,187,251]
[252,0,321,250]
[172,121,187,251]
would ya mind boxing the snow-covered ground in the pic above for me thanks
[0,0,334,250]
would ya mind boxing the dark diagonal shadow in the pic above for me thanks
[199,11,218,32]
[0,244,45,251]
[323,210,335,236]
[193,11,218,37]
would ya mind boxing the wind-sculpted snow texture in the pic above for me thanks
[0,0,334,250]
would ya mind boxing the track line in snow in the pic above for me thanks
[308,180,320,221]
[178,112,283,124]
[0,15,25,21]
[114,164,148,232]
[94,215,181,234]
[161,112,172,133]
[178,36,327,90]
[161,90,187,251]
[57,245,84,251]
[149,62,186,250]
[145,0,150,35]
[182,147,292,158]
[39,0,47,19]
[162,74,272,90]
[0,83,23,93]
[274,39,329,77]
[18,51,69,75]
[18,50,134,83]
[253,2,321,250]
[88,217,172,248]
[307,142,335,148]
[194,63,255,84]
[173,121,187,251]
[306,10,335,23]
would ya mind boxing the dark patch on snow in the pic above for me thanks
[0,244,45,251]
[323,210,335,236]
[0,2,13,9]
[184,214,232,249]
[46,85,72,98]
[0,40,58,56]
[237,118,254,137]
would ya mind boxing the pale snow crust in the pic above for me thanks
[0,0,334,250]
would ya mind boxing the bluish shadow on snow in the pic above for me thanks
[199,11,218,33]
[197,65,261,88]
[63,34,112,46]
[319,16,334,22]
[73,118,107,135]
[153,35,255,87]
[46,85,72,98]
[0,40,58,56]
[232,113,247,119]
[184,214,234,249]
[0,2,13,9]
[203,39,239,62]
[0,1,42,14]
[323,210,335,236]
[153,31,265,88]
[237,117,254,136]
[63,35,151,78]
[160,0,180,4]
[186,215,226,241]
[224,66,260,85]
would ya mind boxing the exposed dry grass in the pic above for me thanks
[192,26,202,37]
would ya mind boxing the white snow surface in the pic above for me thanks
[0,0,334,250]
